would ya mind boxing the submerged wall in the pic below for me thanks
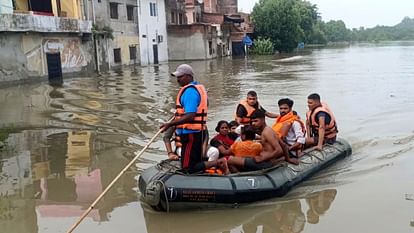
[0,32,94,83]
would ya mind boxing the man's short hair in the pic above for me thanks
[242,125,256,140]
[229,120,239,128]
[247,90,257,97]
[278,98,294,108]
[250,109,266,119]
[308,93,321,101]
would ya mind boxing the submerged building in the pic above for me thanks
[0,0,94,83]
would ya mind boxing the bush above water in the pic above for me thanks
[251,37,274,55]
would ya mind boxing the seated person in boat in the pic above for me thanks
[235,90,278,126]
[227,125,263,172]
[305,93,338,150]
[227,110,299,172]
[228,120,241,140]
[206,120,235,161]
[229,120,239,134]
[230,125,262,158]
[272,98,306,157]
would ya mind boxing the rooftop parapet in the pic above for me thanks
[0,13,92,33]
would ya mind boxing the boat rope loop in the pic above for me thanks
[286,164,302,173]
[145,164,175,212]
[309,151,325,161]
[152,180,170,212]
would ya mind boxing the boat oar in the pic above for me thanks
[66,116,174,233]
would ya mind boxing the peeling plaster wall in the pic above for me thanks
[0,33,29,82]
[0,32,95,84]
[0,14,92,33]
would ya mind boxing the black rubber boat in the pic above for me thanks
[138,138,352,211]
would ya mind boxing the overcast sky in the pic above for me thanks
[238,0,414,29]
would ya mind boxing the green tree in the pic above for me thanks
[309,21,327,44]
[323,20,351,42]
[296,1,319,43]
[349,17,414,42]
[252,0,304,52]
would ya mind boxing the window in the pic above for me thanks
[157,35,163,43]
[127,5,134,21]
[113,48,121,63]
[110,3,118,19]
[129,46,137,60]
[171,12,176,24]
[208,41,212,55]
[178,13,183,25]
[149,2,157,17]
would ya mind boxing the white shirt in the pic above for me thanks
[285,121,305,146]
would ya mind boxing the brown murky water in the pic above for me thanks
[1,42,414,233]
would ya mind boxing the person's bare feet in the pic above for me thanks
[287,157,300,165]
[217,159,230,175]
[168,152,179,160]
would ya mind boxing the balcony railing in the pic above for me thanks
[0,13,92,33]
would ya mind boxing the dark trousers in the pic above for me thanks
[180,131,207,173]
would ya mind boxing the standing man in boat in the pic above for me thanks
[228,109,299,172]
[305,93,338,150]
[272,98,306,157]
[160,64,229,174]
[235,90,278,125]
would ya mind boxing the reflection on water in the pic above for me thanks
[0,128,136,232]
[143,189,337,233]
[1,42,414,232]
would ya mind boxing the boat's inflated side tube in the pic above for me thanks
[139,138,352,211]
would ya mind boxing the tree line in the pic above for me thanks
[251,0,414,53]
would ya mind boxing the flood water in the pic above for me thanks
[1,42,414,233]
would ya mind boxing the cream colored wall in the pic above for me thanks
[51,0,58,16]
[60,0,80,18]
[112,35,140,66]
[14,0,28,11]
[22,34,92,75]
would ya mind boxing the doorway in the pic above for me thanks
[46,53,63,84]
[152,44,159,64]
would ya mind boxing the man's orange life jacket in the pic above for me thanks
[175,83,208,131]
[306,102,337,139]
[236,99,261,125]
[272,112,306,138]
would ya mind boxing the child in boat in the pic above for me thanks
[229,120,239,133]
[228,120,241,142]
